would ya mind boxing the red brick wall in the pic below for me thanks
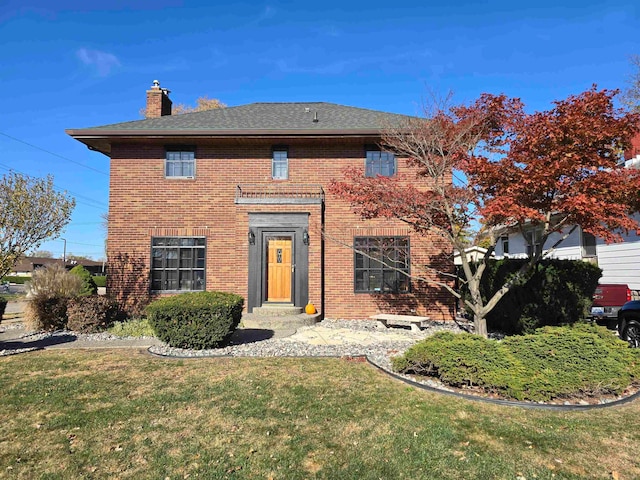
[107,137,455,320]
[625,133,640,160]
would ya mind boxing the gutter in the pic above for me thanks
[65,128,385,137]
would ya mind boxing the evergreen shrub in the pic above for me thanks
[69,265,98,296]
[146,291,244,349]
[392,324,640,401]
[460,259,601,334]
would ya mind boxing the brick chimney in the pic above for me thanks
[145,80,172,118]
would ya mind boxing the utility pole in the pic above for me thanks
[61,238,67,268]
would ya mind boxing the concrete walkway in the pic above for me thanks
[4,300,27,315]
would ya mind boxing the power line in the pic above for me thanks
[0,162,108,210]
[0,131,109,176]
[66,240,104,247]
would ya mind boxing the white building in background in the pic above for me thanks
[453,246,492,266]
[494,224,640,289]
[494,144,640,289]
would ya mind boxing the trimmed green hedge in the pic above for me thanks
[460,259,602,334]
[392,324,640,402]
[1,276,29,284]
[2,275,106,287]
[146,291,244,349]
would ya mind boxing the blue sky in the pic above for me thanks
[1,0,638,260]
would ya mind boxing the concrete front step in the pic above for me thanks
[252,304,303,316]
[242,312,321,330]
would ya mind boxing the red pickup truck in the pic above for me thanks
[590,283,632,328]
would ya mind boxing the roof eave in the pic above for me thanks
[66,128,387,156]
[65,128,385,137]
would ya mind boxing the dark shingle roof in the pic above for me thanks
[76,102,410,132]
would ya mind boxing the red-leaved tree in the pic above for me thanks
[330,87,640,337]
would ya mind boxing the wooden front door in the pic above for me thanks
[267,237,292,302]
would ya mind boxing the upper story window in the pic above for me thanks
[272,148,288,180]
[525,228,543,258]
[500,235,510,256]
[581,231,597,258]
[166,148,195,178]
[151,237,205,291]
[354,236,410,293]
[365,147,396,177]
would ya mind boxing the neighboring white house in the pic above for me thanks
[494,148,640,289]
[453,246,492,266]
[494,224,640,289]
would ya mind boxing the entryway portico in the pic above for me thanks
[247,212,311,313]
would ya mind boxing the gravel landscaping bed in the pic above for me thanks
[1,318,468,360]
[148,318,470,369]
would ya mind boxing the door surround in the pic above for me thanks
[247,213,309,312]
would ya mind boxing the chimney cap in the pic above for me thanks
[152,79,160,89]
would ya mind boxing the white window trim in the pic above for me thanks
[165,149,196,179]
[272,149,289,180]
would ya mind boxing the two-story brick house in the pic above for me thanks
[67,81,454,321]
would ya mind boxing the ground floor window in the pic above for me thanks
[354,236,410,293]
[151,237,205,291]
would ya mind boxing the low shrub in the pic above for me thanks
[108,318,156,338]
[0,297,7,323]
[67,296,121,333]
[69,265,98,296]
[502,323,640,400]
[392,332,526,400]
[93,276,106,288]
[146,291,244,349]
[393,324,640,402]
[25,264,83,331]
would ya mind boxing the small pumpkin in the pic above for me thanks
[305,303,317,315]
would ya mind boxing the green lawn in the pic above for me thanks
[1,350,638,479]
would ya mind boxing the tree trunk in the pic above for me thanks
[474,315,488,338]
